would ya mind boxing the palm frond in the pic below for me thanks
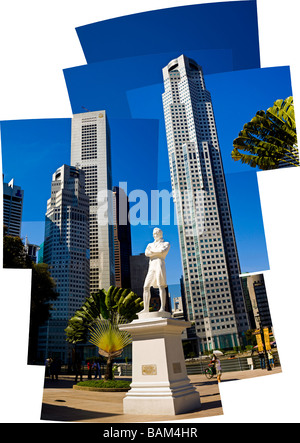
[88,316,132,356]
[231,96,299,170]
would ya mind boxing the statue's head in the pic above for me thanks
[153,227,163,240]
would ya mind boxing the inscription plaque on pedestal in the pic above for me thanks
[142,364,157,375]
[172,362,181,374]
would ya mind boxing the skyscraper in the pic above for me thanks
[3,178,24,237]
[71,110,115,292]
[39,164,89,363]
[113,186,132,289]
[162,55,250,352]
[24,235,40,264]
[241,273,272,330]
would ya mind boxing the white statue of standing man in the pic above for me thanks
[142,227,170,313]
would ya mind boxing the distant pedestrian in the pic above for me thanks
[50,357,61,380]
[87,361,92,379]
[258,352,266,369]
[74,359,83,383]
[45,358,51,377]
[94,361,101,379]
[210,354,216,364]
[209,354,217,375]
[74,353,83,383]
[215,357,222,383]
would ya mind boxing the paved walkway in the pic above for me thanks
[40,367,281,423]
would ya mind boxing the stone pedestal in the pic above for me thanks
[119,311,201,415]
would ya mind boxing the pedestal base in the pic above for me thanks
[119,316,201,416]
[123,380,201,415]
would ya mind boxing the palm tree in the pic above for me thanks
[89,315,132,380]
[65,286,143,379]
[231,96,299,170]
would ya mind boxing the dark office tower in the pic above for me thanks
[39,165,90,363]
[129,253,171,313]
[241,273,273,330]
[129,253,150,299]
[180,275,188,321]
[113,186,132,289]
[3,178,24,237]
[240,273,256,330]
[162,55,250,352]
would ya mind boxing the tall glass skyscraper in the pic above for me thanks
[39,164,90,363]
[162,55,250,352]
[71,110,115,293]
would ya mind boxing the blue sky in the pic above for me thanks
[128,65,293,276]
[75,1,260,72]
[2,64,293,287]
[2,1,292,293]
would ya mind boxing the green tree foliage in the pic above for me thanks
[3,231,32,268]
[28,263,58,363]
[65,286,143,345]
[3,228,58,362]
[232,96,299,170]
[65,286,144,379]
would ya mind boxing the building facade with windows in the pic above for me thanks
[113,186,132,289]
[38,164,90,363]
[71,110,115,293]
[241,273,272,330]
[162,55,250,352]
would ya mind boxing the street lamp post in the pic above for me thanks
[256,314,272,372]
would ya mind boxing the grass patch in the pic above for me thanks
[76,379,131,389]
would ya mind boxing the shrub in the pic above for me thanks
[77,379,130,389]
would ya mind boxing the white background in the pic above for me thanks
[0,0,299,423]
